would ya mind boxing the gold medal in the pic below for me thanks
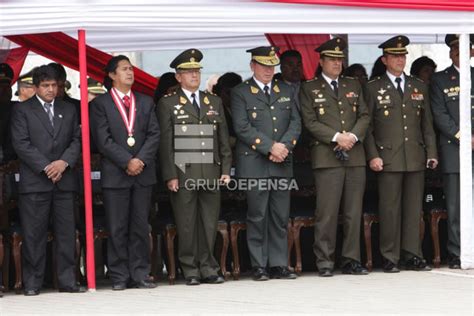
[127,136,135,147]
[384,110,389,116]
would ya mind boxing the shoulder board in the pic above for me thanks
[343,76,355,80]
[305,77,317,82]
[414,77,425,83]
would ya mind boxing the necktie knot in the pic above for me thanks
[331,80,339,97]
[395,77,402,84]
[395,77,403,97]
[122,95,130,107]
[191,93,200,115]
[263,85,270,94]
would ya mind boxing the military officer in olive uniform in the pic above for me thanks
[158,49,232,286]
[300,37,370,277]
[364,35,438,272]
[430,34,474,269]
[231,46,301,281]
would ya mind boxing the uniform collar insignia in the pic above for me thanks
[251,86,259,94]
[180,96,187,104]
[273,85,280,93]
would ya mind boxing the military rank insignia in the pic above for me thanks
[180,96,187,104]
[204,96,210,105]
[251,86,259,94]
[252,112,257,119]
[273,85,280,93]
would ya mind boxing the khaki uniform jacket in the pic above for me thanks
[231,78,301,179]
[158,88,232,186]
[299,75,370,169]
[364,74,438,172]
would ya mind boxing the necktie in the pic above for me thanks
[331,80,338,98]
[44,103,54,127]
[191,93,200,116]
[123,96,130,115]
[395,77,403,98]
[263,85,270,102]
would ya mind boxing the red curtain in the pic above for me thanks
[261,0,474,11]
[0,47,30,85]
[266,34,330,80]
[6,32,158,96]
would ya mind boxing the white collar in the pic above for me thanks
[114,88,131,100]
[386,71,405,89]
[321,72,339,88]
[36,95,55,107]
[253,77,272,92]
[182,88,200,106]
[453,64,460,73]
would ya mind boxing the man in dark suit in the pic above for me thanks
[364,35,438,272]
[232,46,301,281]
[90,55,159,290]
[430,34,474,269]
[10,65,83,295]
[300,37,370,277]
[158,49,232,286]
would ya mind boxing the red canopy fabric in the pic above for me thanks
[0,47,30,85]
[6,32,158,96]
[262,0,474,11]
[266,34,330,80]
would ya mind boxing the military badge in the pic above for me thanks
[345,92,358,98]
[174,104,183,110]
[411,93,424,101]
[385,95,390,100]
[177,115,189,119]
[273,85,280,93]
[204,96,210,104]
[384,110,389,116]
[251,86,259,94]
[252,112,257,119]
[378,88,386,95]
[180,96,187,104]
[182,126,187,132]
[377,96,383,101]
[319,108,325,115]
[278,97,290,103]
[180,110,185,114]
[174,110,178,115]
[312,89,320,95]
[444,89,449,94]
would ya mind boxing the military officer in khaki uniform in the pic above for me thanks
[430,34,474,269]
[231,46,301,281]
[158,49,232,285]
[364,35,438,272]
[300,37,370,277]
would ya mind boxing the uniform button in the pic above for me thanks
[402,104,406,108]
[380,146,384,150]
[273,117,277,121]
[202,152,206,156]
[199,121,202,124]
[342,130,346,133]
[405,137,408,141]
[341,120,345,124]
[270,106,275,110]
[448,140,451,144]
[200,131,204,135]
[255,138,261,144]
[340,110,344,114]
[403,115,407,119]
[338,101,342,105]
[251,145,257,150]
[201,142,205,146]
[404,126,407,130]
[274,128,278,132]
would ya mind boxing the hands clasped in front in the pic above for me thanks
[127,158,145,176]
[269,142,289,163]
[45,160,68,184]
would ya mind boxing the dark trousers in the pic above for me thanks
[443,173,460,257]
[246,180,290,268]
[313,167,366,269]
[378,171,424,264]
[103,184,152,284]
[19,190,76,290]
[170,188,220,279]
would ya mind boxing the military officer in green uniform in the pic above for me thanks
[158,49,232,285]
[364,35,438,272]
[430,34,474,269]
[300,37,370,277]
[231,46,301,281]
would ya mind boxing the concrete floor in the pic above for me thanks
[1,268,473,315]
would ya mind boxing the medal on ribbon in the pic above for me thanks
[110,88,137,147]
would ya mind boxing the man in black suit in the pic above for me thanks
[90,55,159,290]
[10,65,83,295]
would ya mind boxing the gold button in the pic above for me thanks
[182,121,186,124]
[341,120,345,124]
[274,128,278,132]
[403,115,407,119]
[338,101,342,105]
[380,146,384,150]
[251,145,256,150]
[199,121,202,124]
[201,142,205,146]
[404,126,407,130]
[340,110,344,114]
[405,137,408,141]
[200,131,204,135]
[202,152,206,156]
[255,138,261,144]
[402,104,406,108]
[273,117,277,121]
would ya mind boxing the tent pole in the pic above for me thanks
[459,33,473,269]
[78,29,96,289]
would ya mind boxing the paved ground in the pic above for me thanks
[1,268,473,315]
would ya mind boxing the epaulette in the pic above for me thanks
[343,75,356,80]
[367,77,379,84]
[414,77,425,83]
[305,77,317,82]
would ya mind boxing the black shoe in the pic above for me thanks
[404,256,431,271]
[58,285,87,293]
[112,283,127,291]
[201,275,225,284]
[341,260,369,275]
[24,289,40,296]
[449,256,461,269]
[252,267,269,281]
[132,278,158,289]
[269,266,297,279]
[318,268,333,277]
[185,277,201,286]
[383,260,400,273]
